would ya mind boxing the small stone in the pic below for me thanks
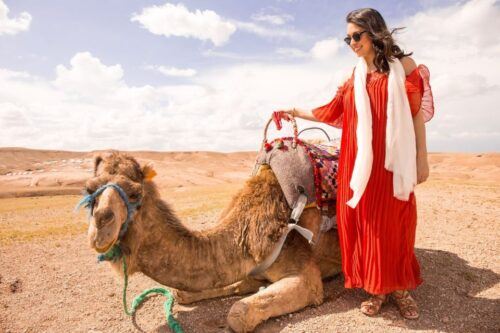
[9,279,22,293]
[442,316,450,323]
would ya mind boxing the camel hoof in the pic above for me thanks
[227,301,257,333]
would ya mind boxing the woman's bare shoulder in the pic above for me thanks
[400,56,417,76]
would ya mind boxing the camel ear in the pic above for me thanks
[93,155,103,176]
[142,163,157,181]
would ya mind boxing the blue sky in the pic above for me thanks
[1,0,499,152]
[2,0,430,83]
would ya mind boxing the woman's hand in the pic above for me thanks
[416,153,429,184]
[272,109,295,130]
[272,108,318,127]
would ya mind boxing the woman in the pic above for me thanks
[275,8,434,319]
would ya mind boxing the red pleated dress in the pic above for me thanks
[312,65,434,295]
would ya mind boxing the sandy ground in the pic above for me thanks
[0,149,499,333]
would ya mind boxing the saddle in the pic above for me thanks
[253,117,340,232]
[249,115,340,276]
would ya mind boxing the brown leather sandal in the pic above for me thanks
[360,294,387,316]
[392,290,419,320]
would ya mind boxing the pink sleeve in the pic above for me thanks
[405,64,435,122]
[311,81,348,129]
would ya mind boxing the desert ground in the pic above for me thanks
[0,148,499,333]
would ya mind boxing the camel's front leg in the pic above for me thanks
[174,278,266,304]
[227,261,323,332]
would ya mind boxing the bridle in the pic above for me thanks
[75,183,184,331]
[75,183,142,252]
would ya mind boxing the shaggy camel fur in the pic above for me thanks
[86,151,342,332]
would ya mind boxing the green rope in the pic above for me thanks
[121,256,184,333]
[97,244,122,262]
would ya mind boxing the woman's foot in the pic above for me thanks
[391,290,419,320]
[360,294,387,316]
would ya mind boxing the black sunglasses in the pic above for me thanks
[344,30,368,45]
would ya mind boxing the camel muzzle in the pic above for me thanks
[75,182,142,260]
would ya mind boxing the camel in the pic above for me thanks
[85,151,342,332]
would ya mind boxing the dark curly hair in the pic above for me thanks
[346,8,412,74]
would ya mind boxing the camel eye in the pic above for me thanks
[129,193,140,201]
[85,187,95,195]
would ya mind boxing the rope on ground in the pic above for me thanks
[121,256,184,333]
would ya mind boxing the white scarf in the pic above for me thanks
[346,57,417,208]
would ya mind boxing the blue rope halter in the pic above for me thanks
[75,183,142,261]
[76,184,185,332]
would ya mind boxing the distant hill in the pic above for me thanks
[0,148,257,198]
[0,148,498,198]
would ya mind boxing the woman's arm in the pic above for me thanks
[275,74,349,128]
[284,108,320,122]
[413,110,429,184]
[402,56,430,184]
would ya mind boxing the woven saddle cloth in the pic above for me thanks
[253,137,339,223]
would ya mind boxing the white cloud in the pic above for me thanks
[146,65,197,77]
[430,73,497,101]
[275,47,309,58]
[131,2,236,46]
[310,38,342,60]
[54,52,124,99]
[1,0,499,152]
[0,0,32,35]
[0,56,210,151]
[202,49,263,61]
[0,51,349,151]
[251,13,294,25]
[395,0,500,151]
[275,38,342,60]
[454,131,500,139]
[234,21,303,40]
[131,3,303,45]
[400,0,500,61]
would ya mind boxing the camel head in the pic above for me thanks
[84,151,156,253]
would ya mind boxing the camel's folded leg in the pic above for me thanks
[227,261,323,333]
[173,278,266,304]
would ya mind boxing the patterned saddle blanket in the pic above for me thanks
[253,137,340,230]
